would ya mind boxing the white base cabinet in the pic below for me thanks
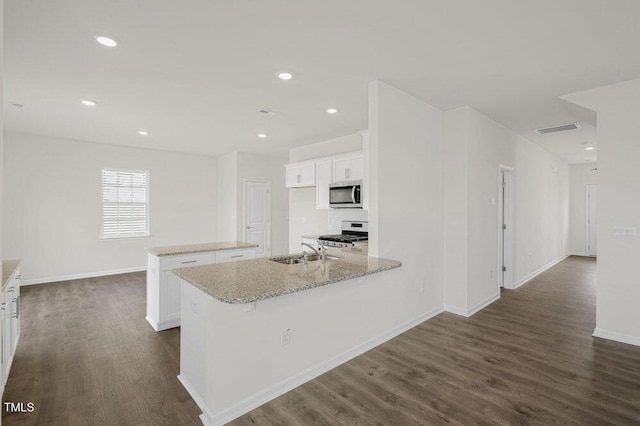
[1,266,21,395]
[146,248,255,331]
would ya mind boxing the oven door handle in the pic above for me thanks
[351,186,356,203]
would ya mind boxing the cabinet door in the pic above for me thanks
[348,155,364,180]
[285,165,300,187]
[285,162,316,187]
[164,272,182,322]
[316,160,332,209]
[3,287,11,380]
[299,163,316,186]
[333,157,350,182]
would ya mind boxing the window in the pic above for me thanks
[101,168,149,239]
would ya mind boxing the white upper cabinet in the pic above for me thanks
[332,152,364,182]
[315,159,333,209]
[285,162,316,188]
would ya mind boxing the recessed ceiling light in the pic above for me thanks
[96,36,118,47]
[277,72,293,81]
[257,133,268,139]
[138,130,150,136]
[585,147,595,151]
[326,108,338,114]
[81,99,98,106]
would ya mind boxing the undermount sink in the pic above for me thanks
[271,256,304,265]
[304,254,341,262]
[270,254,341,265]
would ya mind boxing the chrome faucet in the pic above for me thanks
[301,242,329,265]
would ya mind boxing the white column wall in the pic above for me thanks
[563,78,640,345]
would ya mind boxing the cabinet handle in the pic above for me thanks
[7,288,14,293]
[14,297,20,319]
[181,260,198,264]
[231,255,243,258]
[297,174,301,184]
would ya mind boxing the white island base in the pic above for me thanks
[177,262,441,426]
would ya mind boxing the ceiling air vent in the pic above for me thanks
[535,122,581,135]
[257,108,278,116]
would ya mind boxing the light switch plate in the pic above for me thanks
[612,226,636,240]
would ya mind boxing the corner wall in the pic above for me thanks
[563,78,640,346]
[3,132,219,284]
[443,106,570,315]
[369,80,445,316]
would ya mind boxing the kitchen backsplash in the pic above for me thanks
[327,208,369,234]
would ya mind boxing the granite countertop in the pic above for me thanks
[2,259,21,290]
[146,241,258,257]
[173,247,401,304]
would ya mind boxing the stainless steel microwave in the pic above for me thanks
[329,180,362,208]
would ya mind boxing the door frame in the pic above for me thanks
[243,179,272,257]
[498,164,515,290]
[586,184,597,256]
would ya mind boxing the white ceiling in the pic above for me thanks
[5,1,640,163]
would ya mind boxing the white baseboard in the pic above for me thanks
[467,293,500,316]
[570,251,588,257]
[593,328,640,347]
[20,266,146,286]
[444,293,500,317]
[443,304,468,317]
[513,254,569,289]
[145,316,180,332]
[178,374,215,426]
[204,305,445,426]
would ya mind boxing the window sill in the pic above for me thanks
[99,234,152,241]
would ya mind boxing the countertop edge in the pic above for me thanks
[2,259,22,291]
[146,242,258,257]
[176,260,402,304]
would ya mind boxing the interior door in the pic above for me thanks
[244,180,271,257]
[587,185,597,256]
[500,168,514,289]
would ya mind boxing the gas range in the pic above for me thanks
[319,221,368,248]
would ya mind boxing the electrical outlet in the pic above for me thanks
[191,302,198,313]
[281,328,291,346]
[490,269,494,279]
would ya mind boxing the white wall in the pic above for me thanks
[3,132,219,283]
[443,107,470,311]
[235,152,288,256]
[217,152,238,241]
[563,78,640,346]
[443,106,570,315]
[369,80,445,316]
[288,133,365,252]
[569,163,598,256]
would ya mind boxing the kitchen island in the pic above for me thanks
[174,247,402,425]
[145,241,257,331]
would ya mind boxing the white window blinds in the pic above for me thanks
[101,169,149,238]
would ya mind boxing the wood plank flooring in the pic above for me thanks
[3,256,640,425]
[231,256,640,426]
[2,272,201,425]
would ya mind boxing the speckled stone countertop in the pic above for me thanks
[2,259,21,290]
[173,247,401,304]
[146,241,258,257]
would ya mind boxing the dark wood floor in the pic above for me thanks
[3,256,640,425]
[2,272,201,425]
[231,256,640,425]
